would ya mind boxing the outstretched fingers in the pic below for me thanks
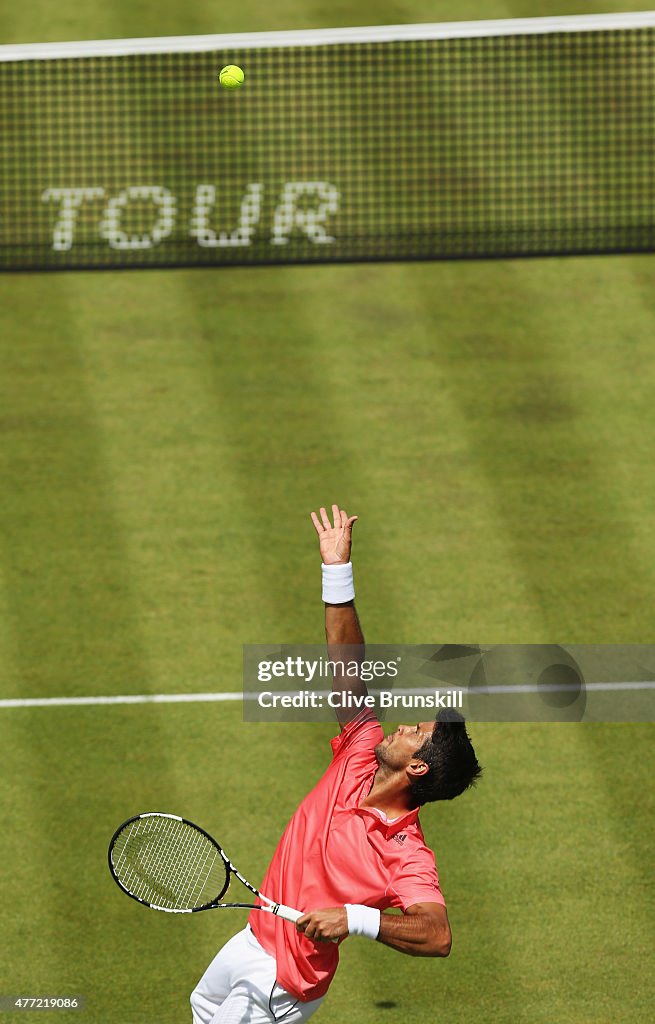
[310,504,358,535]
[310,510,324,535]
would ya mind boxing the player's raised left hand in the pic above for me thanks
[310,505,358,565]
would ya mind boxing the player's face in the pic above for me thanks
[375,721,434,770]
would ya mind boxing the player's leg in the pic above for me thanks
[190,925,324,1024]
[206,981,323,1024]
[190,928,249,1024]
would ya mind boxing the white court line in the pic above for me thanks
[0,681,654,709]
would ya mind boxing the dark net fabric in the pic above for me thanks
[1,27,654,270]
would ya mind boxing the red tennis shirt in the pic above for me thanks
[249,710,446,1002]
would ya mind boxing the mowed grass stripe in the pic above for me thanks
[0,275,179,1020]
[178,259,524,651]
[0,276,158,698]
[405,255,655,639]
[181,265,386,636]
[57,267,358,692]
[0,705,208,1024]
[418,723,654,1024]
[280,260,547,640]
[58,269,255,694]
[552,256,655,587]
[578,723,655,934]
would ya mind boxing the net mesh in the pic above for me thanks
[1,21,655,270]
[110,816,228,910]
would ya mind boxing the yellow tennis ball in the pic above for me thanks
[219,65,244,90]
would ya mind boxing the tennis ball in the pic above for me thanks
[219,65,244,90]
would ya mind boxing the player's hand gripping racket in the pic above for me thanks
[108,812,302,923]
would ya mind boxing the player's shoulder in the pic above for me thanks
[385,824,443,904]
[330,710,383,758]
[386,814,435,862]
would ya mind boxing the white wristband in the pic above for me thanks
[321,562,355,604]
[345,904,380,940]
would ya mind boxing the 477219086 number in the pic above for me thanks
[0,997,85,1011]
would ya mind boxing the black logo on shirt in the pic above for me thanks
[392,833,407,846]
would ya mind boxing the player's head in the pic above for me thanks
[408,710,482,805]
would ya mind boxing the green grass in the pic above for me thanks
[0,3,654,1024]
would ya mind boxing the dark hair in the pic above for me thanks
[409,710,482,805]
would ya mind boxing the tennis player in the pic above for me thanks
[191,505,481,1024]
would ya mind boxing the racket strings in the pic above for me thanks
[112,815,228,910]
[115,817,182,906]
[136,817,198,904]
[178,838,220,908]
[123,817,174,900]
[122,818,222,909]
[153,819,207,900]
[152,820,225,908]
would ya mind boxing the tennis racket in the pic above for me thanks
[108,812,302,923]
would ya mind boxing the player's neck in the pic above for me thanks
[361,767,417,819]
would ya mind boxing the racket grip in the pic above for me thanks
[274,903,303,924]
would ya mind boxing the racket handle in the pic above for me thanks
[273,903,303,924]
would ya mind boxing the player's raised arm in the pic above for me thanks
[310,504,366,727]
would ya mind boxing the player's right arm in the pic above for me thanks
[310,504,367,728]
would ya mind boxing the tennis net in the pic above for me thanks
[1,12,654,270]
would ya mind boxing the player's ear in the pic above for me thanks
[406,759,429,779]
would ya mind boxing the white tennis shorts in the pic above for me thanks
[190,925,325,1024]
